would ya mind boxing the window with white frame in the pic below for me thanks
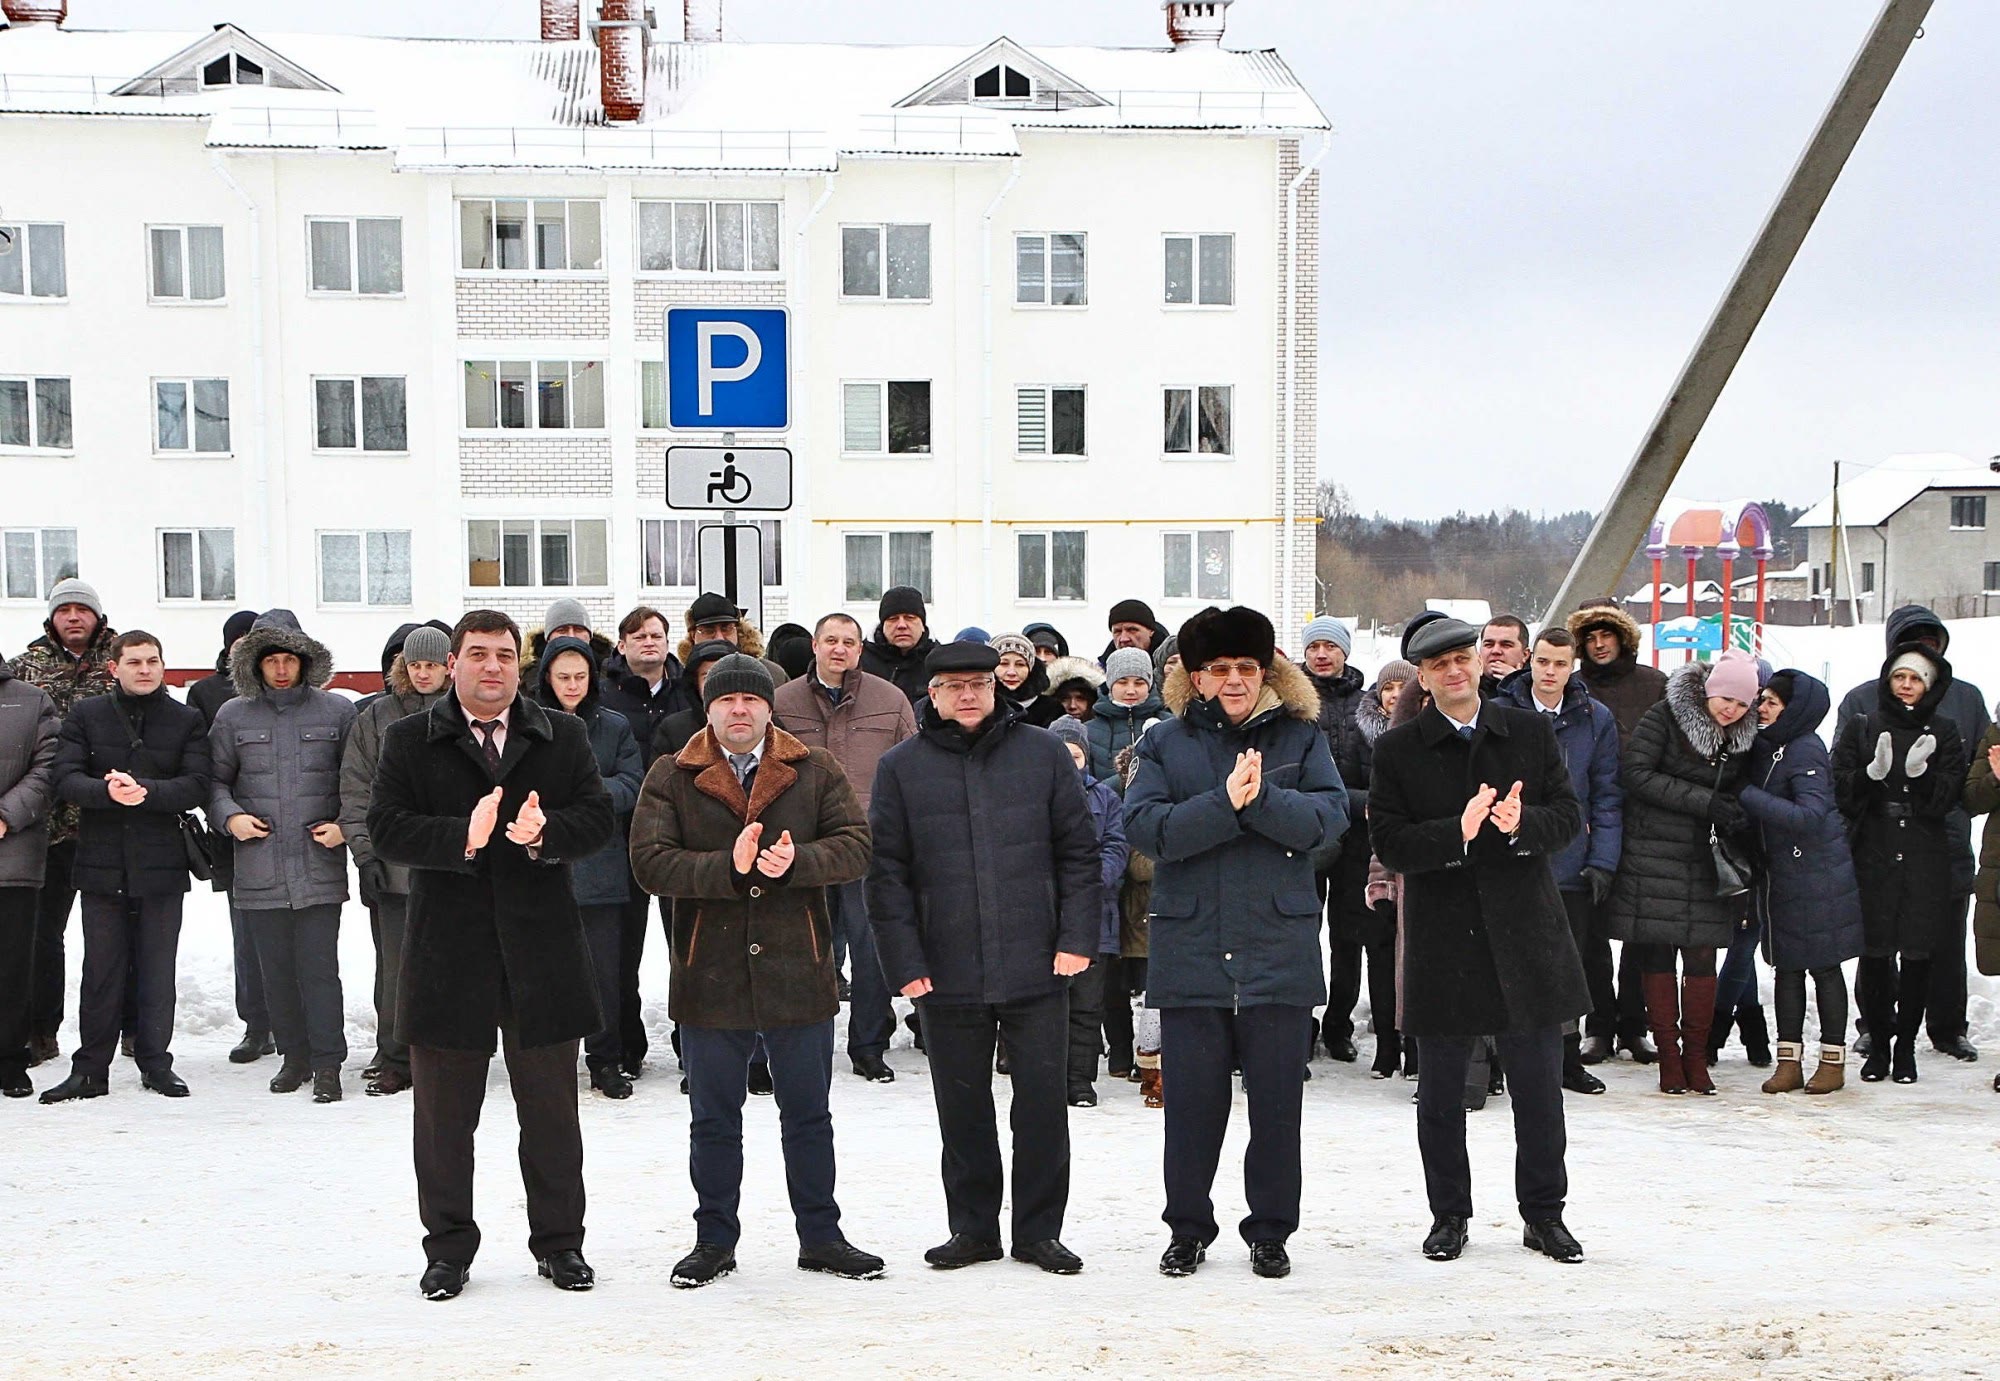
[640,360,668,429]
[466,518,608,588]
[0,223,67,299]
[307,217,403,295]
[463,360,605,430]
[636,200,781,273]
[1017,529,1087,602]
[318,529,412,606]
[1016,386,1085,458]
[840,224,931,300]
[842,380,931,455]
[1162,385,1232,457]
[154,378,231,453]
[1,527,77,601]
[314,376,408,452]
[1163,529,1233,601]
[1163,233,1234,307]
[844,531,932,604]
[1950,495,1987,530]
[0,376,73,450]
[148,225,225,301]
[640,517,784,588]
[458,199,603,273]
[159,528,235,602]
[1015,233,1086,307]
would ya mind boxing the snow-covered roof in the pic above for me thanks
[0,24,1328,172]
[1794,452,2000,529]
[1628,581,1725,603]
[1731,563,1811,589]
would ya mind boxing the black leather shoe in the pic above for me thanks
[671,1243,737,1289]
[1578,1034,1612,1065]
[1323,1032,1358,1062]
[311,1068,343,1103]
[359,1062,384,1080]
[142,1068,190,1098]
[1249,1241,1291,1278]
[537,1248,595,1290]
[420,1260,469,1300]
[1,1068,32,1099]
[28,1035,58,1067]
[850,1054,895,1083]
[1620,1032,1657,1065]
[590,1065,634,1100]
[746,1061,774,1096]
[1422,1215,1469,1261]
[1159,1236,1206,1277]
[1011,1239,1082,1274]
[1523,1217,1584,1263]
[39,1072,108,1104]
[1068,1085,1097,1107]
[1562,1063,1605,1095]
[1935,1034,1979,1062]
[269,1058,310,1094]
[799,1239,885,1280]
[229,1029,275,1064]
[367,1069,412,1097]
[924,1234,1003,1269]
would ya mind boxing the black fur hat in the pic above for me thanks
[1176,605,1276,672]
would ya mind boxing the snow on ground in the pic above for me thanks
[13,618,2000,1378]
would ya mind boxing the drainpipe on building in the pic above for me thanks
[209,151,274,600]
[1281,131,1331,634]
[979,161,1022,627]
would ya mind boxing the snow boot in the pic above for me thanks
[1891,1035,1919,1085]
[1371,1032,1401,1079]
[1640,973,1685,1094]
[1738,1004,1773,1067]
[1803,1044,1845,1095]
[1139,1061,1163,1109]
[1761,1042,1804,1094]
[1680,975,1718,1096]
[269,1057,310,1094]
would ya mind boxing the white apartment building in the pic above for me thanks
[0,0,1327,676]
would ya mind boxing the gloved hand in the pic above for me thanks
[1865,730,1895,781]
[358,859,391,906]
[1905,731,1938,779]
[1707,791,1748,833]
[1580,865,1614,907]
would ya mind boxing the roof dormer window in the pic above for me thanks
[202,53,264,87]
[972,64,1033,102]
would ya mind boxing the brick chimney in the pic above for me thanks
[683,0,722,42]
[2,1,68,25]
[596,0,647,123]
[1163,0,1231,48]
[540,0,580,41]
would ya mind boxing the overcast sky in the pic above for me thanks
[64,1,2000,519]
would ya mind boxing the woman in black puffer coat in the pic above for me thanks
[1607,652,1760,1095]
[1833,642,1967,1085]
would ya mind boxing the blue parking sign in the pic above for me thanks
[665,306,790,432]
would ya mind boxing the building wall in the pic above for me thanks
[1805,490,2000,620]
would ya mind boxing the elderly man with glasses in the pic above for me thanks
[867,640,1102,1276]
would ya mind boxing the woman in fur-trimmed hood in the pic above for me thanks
[1040,655,1105,722]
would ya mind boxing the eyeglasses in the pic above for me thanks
[930,676,994,696]
[1199,660,1264,680]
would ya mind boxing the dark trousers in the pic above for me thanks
[1775,966,1848,1045]
[1927,898,1970,1043]
[920,990,1070,1245]
[1102,956,1145,1073]
[1415,1025,1567,1222]
[579,904,623,1070]
[28,838,77,1039]
[411,1033,585,1266]
[1066,956,1112,1087]
[1714,916,1765,1026]
[1561,891,1617,1039]
[0,887,38,1076]
[1859,954,1932,1047]
[231,901,269,1032]
[369,894,410,1074]
[831,881,892,1059]
[249,902,346,1070]
[1161,1003,1312,1247]
[618,889,654,1067]
[1327,939,1398,1045]
[683,1019,842,1247]
[72,892,183,1079]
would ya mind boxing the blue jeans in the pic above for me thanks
[682,1019,842,1248]
[1713,915,1765,1029]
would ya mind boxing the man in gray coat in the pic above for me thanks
[209,610,357,1104]
[340,624,451,1097]
[0,657,60,1098]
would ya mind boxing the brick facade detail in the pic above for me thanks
[1274,138,1321,625]
[633,278,787,340]
[456,278,611,338]
[459,435,614,497]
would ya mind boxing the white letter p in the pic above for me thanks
[696,321,762,417]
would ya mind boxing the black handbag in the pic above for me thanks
[1708,758,1753,898]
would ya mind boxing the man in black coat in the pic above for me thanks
[858,586,940,705]
[41,632,210,1103]
[1369,618,1590,1266]
[367,610,615,1301]
[867,641,1101,1275]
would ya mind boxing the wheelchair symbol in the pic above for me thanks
[707,454,753,506]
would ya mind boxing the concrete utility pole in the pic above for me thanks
[1544,0,1933,622]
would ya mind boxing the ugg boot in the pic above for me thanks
[1138,1059,1163,1109]
[1680,975,1718,1095]
[1803,1044,1845,1095]
[1640,973,1685,1094]
[1761,1041,1804,1094]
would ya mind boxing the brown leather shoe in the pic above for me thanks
[1761,1042,1805,1094]
[1803,1044,1845,1095]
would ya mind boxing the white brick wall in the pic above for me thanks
[456,278,612,338]
[633,278,788,340]
[1274,138,1322,624]
[459,436,614,496]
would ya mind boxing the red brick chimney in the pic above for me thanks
[540,0,580,41]
[683,0,722,42]
[1,1,68,25]
[596,0,646,123]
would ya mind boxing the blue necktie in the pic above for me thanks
[1457,724,1476,742]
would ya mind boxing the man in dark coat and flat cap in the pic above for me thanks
[368,610,615,1302]
[1368,616,1590,1267]
[867,640,1101,1276]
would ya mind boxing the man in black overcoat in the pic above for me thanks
[368,610,615,1301]
[1368,617,1590,1266]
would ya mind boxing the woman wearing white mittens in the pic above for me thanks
[1833,643,1968,1085]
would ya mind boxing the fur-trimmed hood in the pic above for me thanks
[1161,653,1320,726]
[229,609,334,696]
[1041,655,1106,698]
[1355,688,1393,743]
[1664,659,1759,759]
[1567,602,1643,661]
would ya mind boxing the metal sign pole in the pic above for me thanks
[720,431,738,607]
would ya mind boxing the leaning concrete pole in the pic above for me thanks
[1544,0,1932,621]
